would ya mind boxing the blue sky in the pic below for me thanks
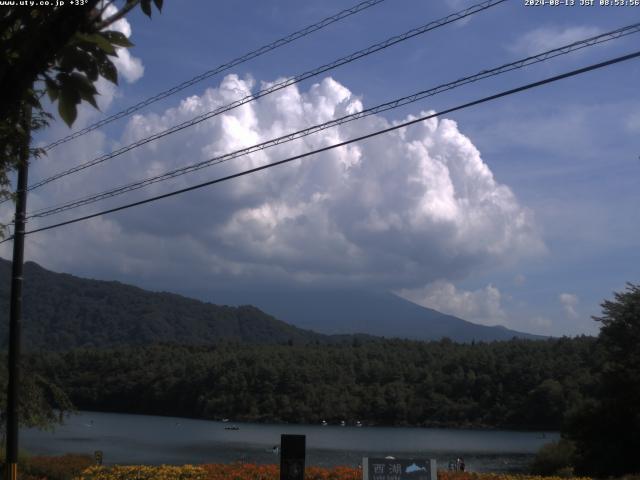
[2,0,639,337]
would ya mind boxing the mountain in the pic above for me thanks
[0,258,332,350]
[204,289,545,342]
[0,258,543,350]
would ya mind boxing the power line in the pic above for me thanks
[26,0,506,193]
[25,22,640,220]
[2,49,636,243]
[29,0,505,191]
[41,0,388,151]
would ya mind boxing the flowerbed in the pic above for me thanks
[71,464,359,480]
[72,464,360,480]
[12,460,598,480]
[73,464,208,480]
[17,454,94,480]
[200,464,360,480]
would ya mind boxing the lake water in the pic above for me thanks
[22,411,558,472]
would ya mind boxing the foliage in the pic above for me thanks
[0,355,74,434]
[29,336,598,430]
[0,459,603,480]
[74,464,360,480]
[71,466,597,480]
[25,454,94,480]
[0,447,31,474]
[74,464,207,479]
[0,259,330,350]
[529,440,576,477]
[564,283,640,477]
[0,0,162,220]
[200,464,361,480]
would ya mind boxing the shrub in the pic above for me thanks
[73,464,207,480]
[200,463,359,480]
[530,439,576,477]
[25,454,94,480]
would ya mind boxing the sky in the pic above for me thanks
[1,0,639,337]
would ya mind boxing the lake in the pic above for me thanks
[22,411,558,472]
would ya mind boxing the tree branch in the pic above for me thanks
[94,0,140,31]
[89,0,117,24]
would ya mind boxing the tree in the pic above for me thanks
[564,283,640,477]
[0,0,163,207]
[522,379,566,429]
[0,361,74,437]
[0,0,163,433]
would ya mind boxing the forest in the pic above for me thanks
[26,336,599,430]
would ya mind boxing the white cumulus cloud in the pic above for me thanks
[397,281,508,326]
[12,75,543,293]
[559,293,579,319]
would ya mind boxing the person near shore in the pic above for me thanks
[460,458,466,472]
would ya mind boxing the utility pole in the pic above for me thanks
[5,106,31,480]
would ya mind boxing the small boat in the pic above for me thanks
[340,420,346,427]
[224,425,240,430]
[221,418,230,423]
[321,420,328,426]
[355,420,362,427]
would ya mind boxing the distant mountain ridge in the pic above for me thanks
[0,258,332,350]
[0,258,543,350]
[205,289,545,342]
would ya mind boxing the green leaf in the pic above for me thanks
[57,45,98,81]
[75,32,117,55]
[58,79,81,127]
[99,59,118,85]
[66,71,100,111]
[45,78,59,102]
[86,47,112,80]
[79,91,99,110]
[69,72,98,95]
[103,31,134,48]
[141,0,152,17]
[84,60,99,82]
[59,46,84,72]
[153,0,163,11]
[58,96,78,127]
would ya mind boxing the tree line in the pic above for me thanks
[25,336,599,430]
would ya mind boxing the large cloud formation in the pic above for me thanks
[16,75,543,292]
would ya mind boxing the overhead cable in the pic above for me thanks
[26,0,507,193]
[2,49,635,243]
[26,22,640,220]
[42,0,389,151]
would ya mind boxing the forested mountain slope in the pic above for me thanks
[0,259,329,350]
